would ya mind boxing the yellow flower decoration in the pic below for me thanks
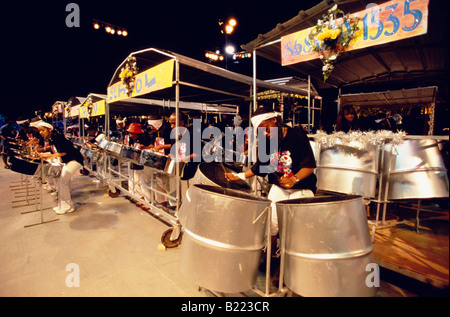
[308,5,359,81]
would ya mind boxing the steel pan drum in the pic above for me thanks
[179,184,271,293]
[191,162,251,191]
[9,154,42,175]
[119,145,142,163]
[382,139,449,200]
[105,142,123,157]
[97,139,109,150]
[276,195,375,297]
[140,150,168,170]
[316,143,379,198]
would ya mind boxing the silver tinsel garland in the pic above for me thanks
[313,130,406,150]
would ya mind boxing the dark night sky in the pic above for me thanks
[0,0,321,119]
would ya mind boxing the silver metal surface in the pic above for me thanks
[316,143,379,198]
[105,142,123,157]
[191,162,251,191]
[382,139,449,200]
[179,184,270,293]
[276,195,376,297]
[119,145,142,163]
[164,156,186,176]
[140,150,168,170]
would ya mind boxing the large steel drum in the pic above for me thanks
[191,162,251,191]
[179,184,271,293]
[276,195,376,297]
[382,139,449,200]
[8,153,42,176]
[316,143,379,198]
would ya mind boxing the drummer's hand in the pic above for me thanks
[279,176,297,189]
[38,152,53,159]
[225,172,240,182]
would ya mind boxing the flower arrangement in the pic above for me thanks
[119,56,139,96]
[308,5,360,81]
[85,96,93,119]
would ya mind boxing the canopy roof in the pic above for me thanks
[339,86,438,108]
[241,0,448,93]
[108,47,318,110]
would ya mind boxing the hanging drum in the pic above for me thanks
[276,195,376,297]
[8,153,42,176]
[119,145,142,163]
[105,142,123,158]
[191,162,251,191]
[382,139,449,200]
[179,184,270,293]
[140,150,168,171]
[316,143,379,198]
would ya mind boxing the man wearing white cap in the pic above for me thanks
[225,105,317,253]
[37,121,84,214]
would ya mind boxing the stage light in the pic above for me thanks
[105,26,111,33]
[225,45,235,55]
[122,30,128,36]
[228,18,237,27]
[117,30,122,35]
[110,28,115,34]
[225,25,234,34]
[93,22,100,29]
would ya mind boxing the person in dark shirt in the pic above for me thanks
[225,105,317,246]
[0,118,16,168]
[37,121,83,214]
[168,111,204,180]
[143,115,174,211]
[124,123,153,205]
[147,115,172,156]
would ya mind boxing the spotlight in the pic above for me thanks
[225,45,235,55]
[93,22,100,29]
[225,25,234,34]
[117,30,122,35]
[122,30,128,37]
[110,28,115,34]
[105,26,111,33]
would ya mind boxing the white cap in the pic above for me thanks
[37,122,54,130]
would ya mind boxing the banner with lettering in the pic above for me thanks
[69,105,80,118]
[79,99,106,118]
[281,0,429,66]
[107,59,174,103]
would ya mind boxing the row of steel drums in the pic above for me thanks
[178,163,376,296]
[178,183,375,296]
[177,138,448,296]
[315,139,449,200]
[95,138,450,200]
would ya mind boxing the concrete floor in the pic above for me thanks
[1,164,445,298]
[0,166,205,297]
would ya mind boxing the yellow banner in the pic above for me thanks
[69,105,80,117]
[281,0,429,66]
[79,99,106,118]
[79,105,88,118]
[107,59,174,103]
[92,99,105,117]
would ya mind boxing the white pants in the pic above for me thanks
[268,184,314,235]
[57,160,82,209]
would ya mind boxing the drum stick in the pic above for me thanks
[219,162,227,174]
